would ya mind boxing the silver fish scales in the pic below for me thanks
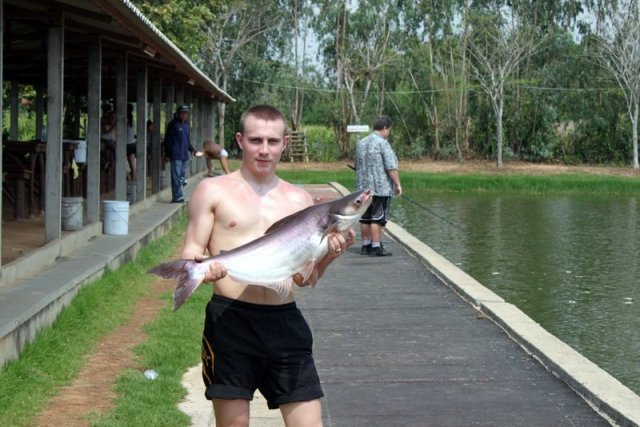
[149,189,372,310]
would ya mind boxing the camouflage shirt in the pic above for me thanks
[355,132,398,196]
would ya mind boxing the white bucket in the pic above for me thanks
[126,181,137,203]
[103,200,130,235]
[61,197,83,231]
[73,140,87,163]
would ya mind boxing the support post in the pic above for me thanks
[87,39,101,224]
[135,66,147,202]
[1,0,4,271]
[165,80,175,124]
[10,81,18,140]
[35,86,44,140]
[151,77,162,194]
[115,54,127,201]
[45,24,64,243]
[175,84,184,106]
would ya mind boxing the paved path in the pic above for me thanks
[298,235,607,426]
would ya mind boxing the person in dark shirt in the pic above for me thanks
[164,104,202,203]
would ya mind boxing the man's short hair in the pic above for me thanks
[372,115,393,131]
[239,105,288,135]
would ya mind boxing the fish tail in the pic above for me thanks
[148,260,205,311]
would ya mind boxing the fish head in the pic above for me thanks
[329,189,373,231]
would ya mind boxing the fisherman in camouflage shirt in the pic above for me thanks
[355,115,403,257]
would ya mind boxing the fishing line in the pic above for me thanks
[400,194,465,232]
[346,164,464,231]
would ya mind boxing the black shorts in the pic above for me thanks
[359,195,392,226]
[201,295,324,409]
[126,144,136,156]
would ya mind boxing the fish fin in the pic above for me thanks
[263,203,323,235]
[172,276,203,311]
[261,279,295,300]
[148,260,205,311]
[299,260,317,287]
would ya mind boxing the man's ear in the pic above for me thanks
[235,132,243,151]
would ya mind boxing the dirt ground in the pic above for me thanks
[33,160,638,426]
[35,277,174,427]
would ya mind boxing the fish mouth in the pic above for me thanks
[360,189,372,206]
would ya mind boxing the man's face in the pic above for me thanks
[179,111,189,121]
[236,115,288,176]
[381,126,392,139]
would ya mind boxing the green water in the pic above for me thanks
[392,191,640,394]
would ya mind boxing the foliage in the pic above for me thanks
[130,0,220,60]
[130,0,639,168]
[303,125,340,161]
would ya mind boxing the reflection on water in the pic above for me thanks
[393,192,640,394]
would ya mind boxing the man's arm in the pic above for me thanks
[219,157,231,174]
[387,169,402,196]
[181,183,214,259]
[181,181,227,282]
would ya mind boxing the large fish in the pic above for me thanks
[149,189,372,310]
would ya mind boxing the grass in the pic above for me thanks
[90,284,211,427]
[0,214,193,427]
[276,169,640,195]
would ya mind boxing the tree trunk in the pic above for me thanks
[427,14,440,158]
[496,92,504,168]
[218,74,228,147]
[633,100,639,169]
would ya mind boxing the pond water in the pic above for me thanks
[392,191,640,394]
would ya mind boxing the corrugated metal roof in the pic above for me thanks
[93,0,234,103]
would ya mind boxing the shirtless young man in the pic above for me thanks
[182,105,354,427]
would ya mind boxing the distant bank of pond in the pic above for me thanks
[393,191,639,395]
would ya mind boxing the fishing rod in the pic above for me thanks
[346,164,464,232]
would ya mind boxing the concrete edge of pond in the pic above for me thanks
[328,182,640,427]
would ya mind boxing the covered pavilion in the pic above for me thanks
[0,0,233,280]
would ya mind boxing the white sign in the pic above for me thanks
[346,125,369,133]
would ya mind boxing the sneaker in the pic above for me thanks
[370,246,392,257]
[182,181,187,187]
[360,244,372,255]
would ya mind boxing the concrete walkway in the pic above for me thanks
[2,179,639,426]
[302,227,604,426]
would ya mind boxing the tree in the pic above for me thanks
[466,10,546,167]
[290,0,312,130]
[312,0,399,157]
[131,0,219,60]
[200,1,286,147]
[592,1,640,169]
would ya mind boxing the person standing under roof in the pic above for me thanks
[164,104,203,203]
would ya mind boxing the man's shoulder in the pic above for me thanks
[276,179,314,207]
